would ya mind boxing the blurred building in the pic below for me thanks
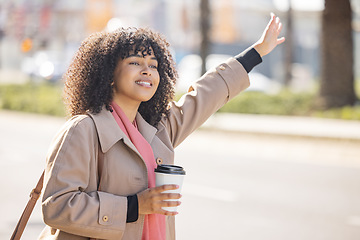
[0,0,359,88]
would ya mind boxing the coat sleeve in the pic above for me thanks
[162,57,250,148]
[41,116,127,240]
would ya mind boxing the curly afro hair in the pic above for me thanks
[63,28,178,127]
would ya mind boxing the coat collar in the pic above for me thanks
[88,106,158,154]
[135,112,157,144]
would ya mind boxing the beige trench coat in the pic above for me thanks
[39,57,250,240]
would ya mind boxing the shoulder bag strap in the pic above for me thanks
[10,171,44,240]
[11,115,104,240]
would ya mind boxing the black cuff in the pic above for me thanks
[235,47,262,73]
[126,195,139,223]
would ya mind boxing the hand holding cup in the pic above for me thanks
[137,164,185,215]
[154,164,186,212]
[137,184,182,216]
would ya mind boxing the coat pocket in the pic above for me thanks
[129,170,146,186]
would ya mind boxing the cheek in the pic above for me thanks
[154,73,160,86]
[154,79,160,93]
[151,77,161,95]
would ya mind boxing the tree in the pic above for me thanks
[318,0,356,108]
[284,2,294,86]
[200,0,210,75]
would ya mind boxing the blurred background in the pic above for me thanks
[0,0,359,118]
[1,0,360,240]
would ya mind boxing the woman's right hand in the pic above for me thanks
[137,184,182,215]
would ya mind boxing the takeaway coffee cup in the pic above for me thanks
[155,164,186,212]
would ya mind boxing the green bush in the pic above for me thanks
[217,90,360,120]
[312,106,360,120]
[218,90,314,116]
[1,83,359,121]
[0,83,66,116]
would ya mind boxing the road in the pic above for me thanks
[1,111,360,240]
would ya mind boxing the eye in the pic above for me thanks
[129,62,139,66]
[149,60,158,69]
[150,64,158,69]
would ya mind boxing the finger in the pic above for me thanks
[161,200,182,208]
[270,12,276,20]
[157,201,181,215]
[162,184,179,190]
[153,184,179,193]
[268,12,276,28]
[278,22,283,34]
[162,184,180,190]
[270,16,281,32]
[155,201,181,216]
[277,37,286,45]
[159,209,179,216]
[159,192,182,200]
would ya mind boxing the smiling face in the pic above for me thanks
[112,48,160,109]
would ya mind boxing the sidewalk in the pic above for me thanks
[202,113,360,141]
[2,110,360,240]
[1,110,359,141]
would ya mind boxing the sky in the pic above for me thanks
[273,0,325,11]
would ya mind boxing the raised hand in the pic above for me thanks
[253,13,285,57]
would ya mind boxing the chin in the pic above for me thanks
[139,93,156,102]
[141,97,153,103]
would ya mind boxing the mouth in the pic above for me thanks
[135,80,152,88]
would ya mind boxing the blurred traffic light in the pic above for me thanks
[21,38,33,52]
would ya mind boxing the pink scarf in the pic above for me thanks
[110,102,166,240]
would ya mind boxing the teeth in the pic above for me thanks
[136,81,151,87]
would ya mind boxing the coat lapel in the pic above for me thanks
[88,107,159,163]
[88,107,142,159]
[135,112,157,145]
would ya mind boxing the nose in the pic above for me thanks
[141,65,151,76]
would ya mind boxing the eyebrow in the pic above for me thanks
[127,54,157,61]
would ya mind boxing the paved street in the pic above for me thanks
[1,110,360,239]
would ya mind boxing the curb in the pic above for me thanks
[2,110,360,142]
[201,113,360,142]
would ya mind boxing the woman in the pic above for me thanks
[39,13,284,240]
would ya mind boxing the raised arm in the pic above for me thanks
[162,13,285,148]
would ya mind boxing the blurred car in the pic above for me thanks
[176,54,202,92]
[176,53,281,94]
[247,72,281,94]
[21,50,67,82]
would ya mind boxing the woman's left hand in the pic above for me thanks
[253,13,285,57]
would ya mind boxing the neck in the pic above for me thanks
[112,99,139,122]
